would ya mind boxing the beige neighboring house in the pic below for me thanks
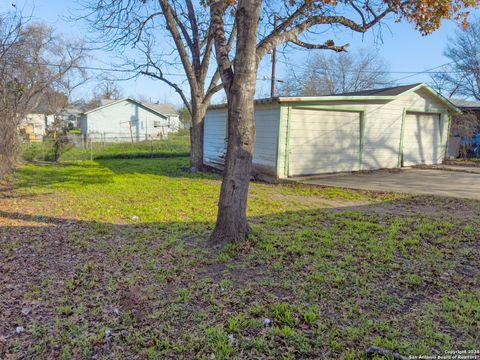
[140,102,181,129]
[19,113,47,141]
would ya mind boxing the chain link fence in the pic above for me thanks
[22,132,191,162]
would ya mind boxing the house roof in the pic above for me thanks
[208,83,461,113]
[450,98,480,110]
[83,98,172,118]
[141,102,177,115]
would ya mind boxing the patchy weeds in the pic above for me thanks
[0,158,479,358]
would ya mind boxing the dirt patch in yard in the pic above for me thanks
[345,195,480,219]
[263,191,371,209]
[444,159,480,168]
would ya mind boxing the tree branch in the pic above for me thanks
[203,20,236,103]
[141,70,191,114]
[170,4,196,67]
[186,0,201,75]
[291,39,350,52]
[134,12,162,45]
[257,6,396,61]
[157,0,198,94]
[204,82,223,104]
[210,0,234,91]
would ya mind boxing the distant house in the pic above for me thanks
[204,83,460,180]
[19,113,46,141]
[46,105,83,129]
[451,99,480,119]
[139,102,182,130]
[449,99,480,158]
[80,98,181,141]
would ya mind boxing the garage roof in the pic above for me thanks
[327,83,421,97]
[209,83,461,113]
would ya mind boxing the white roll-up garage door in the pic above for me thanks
[402,113,442,166]
[288,108,361,176]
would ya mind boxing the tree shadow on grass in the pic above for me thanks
[0,197,478,359]
[95,156,219,179]
[93,151,191,160]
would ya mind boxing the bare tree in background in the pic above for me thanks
[45,71,89,162]
[0,9,87,178]
[282,49,394,96]
[431,17,480,100]
[96,79,122,101]
[79,0,232,171]
[451,112,480,158]
[44,91,72,162]
[83,79,123,111]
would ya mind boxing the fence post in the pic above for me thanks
[150,135,154,158]
[89,138,93,161]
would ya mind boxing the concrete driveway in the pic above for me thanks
[298,168,480,200]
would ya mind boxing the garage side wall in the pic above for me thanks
[203,109,227,169]
[203,105,281,177]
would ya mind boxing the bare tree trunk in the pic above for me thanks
[210,0,261,245]
[189,99,206,171]
[0,121,19,178]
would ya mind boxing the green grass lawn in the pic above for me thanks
[22,133,190,162]
[1,142,479,359]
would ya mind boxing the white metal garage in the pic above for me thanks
[203,83,460,180]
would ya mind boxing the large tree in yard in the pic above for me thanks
[82,0,235,171]
[208,0,479,245]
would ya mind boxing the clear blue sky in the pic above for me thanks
[2,0,478,106]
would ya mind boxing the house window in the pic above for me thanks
[153,121,161,128]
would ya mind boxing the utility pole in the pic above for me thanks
[270,16,277,98]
